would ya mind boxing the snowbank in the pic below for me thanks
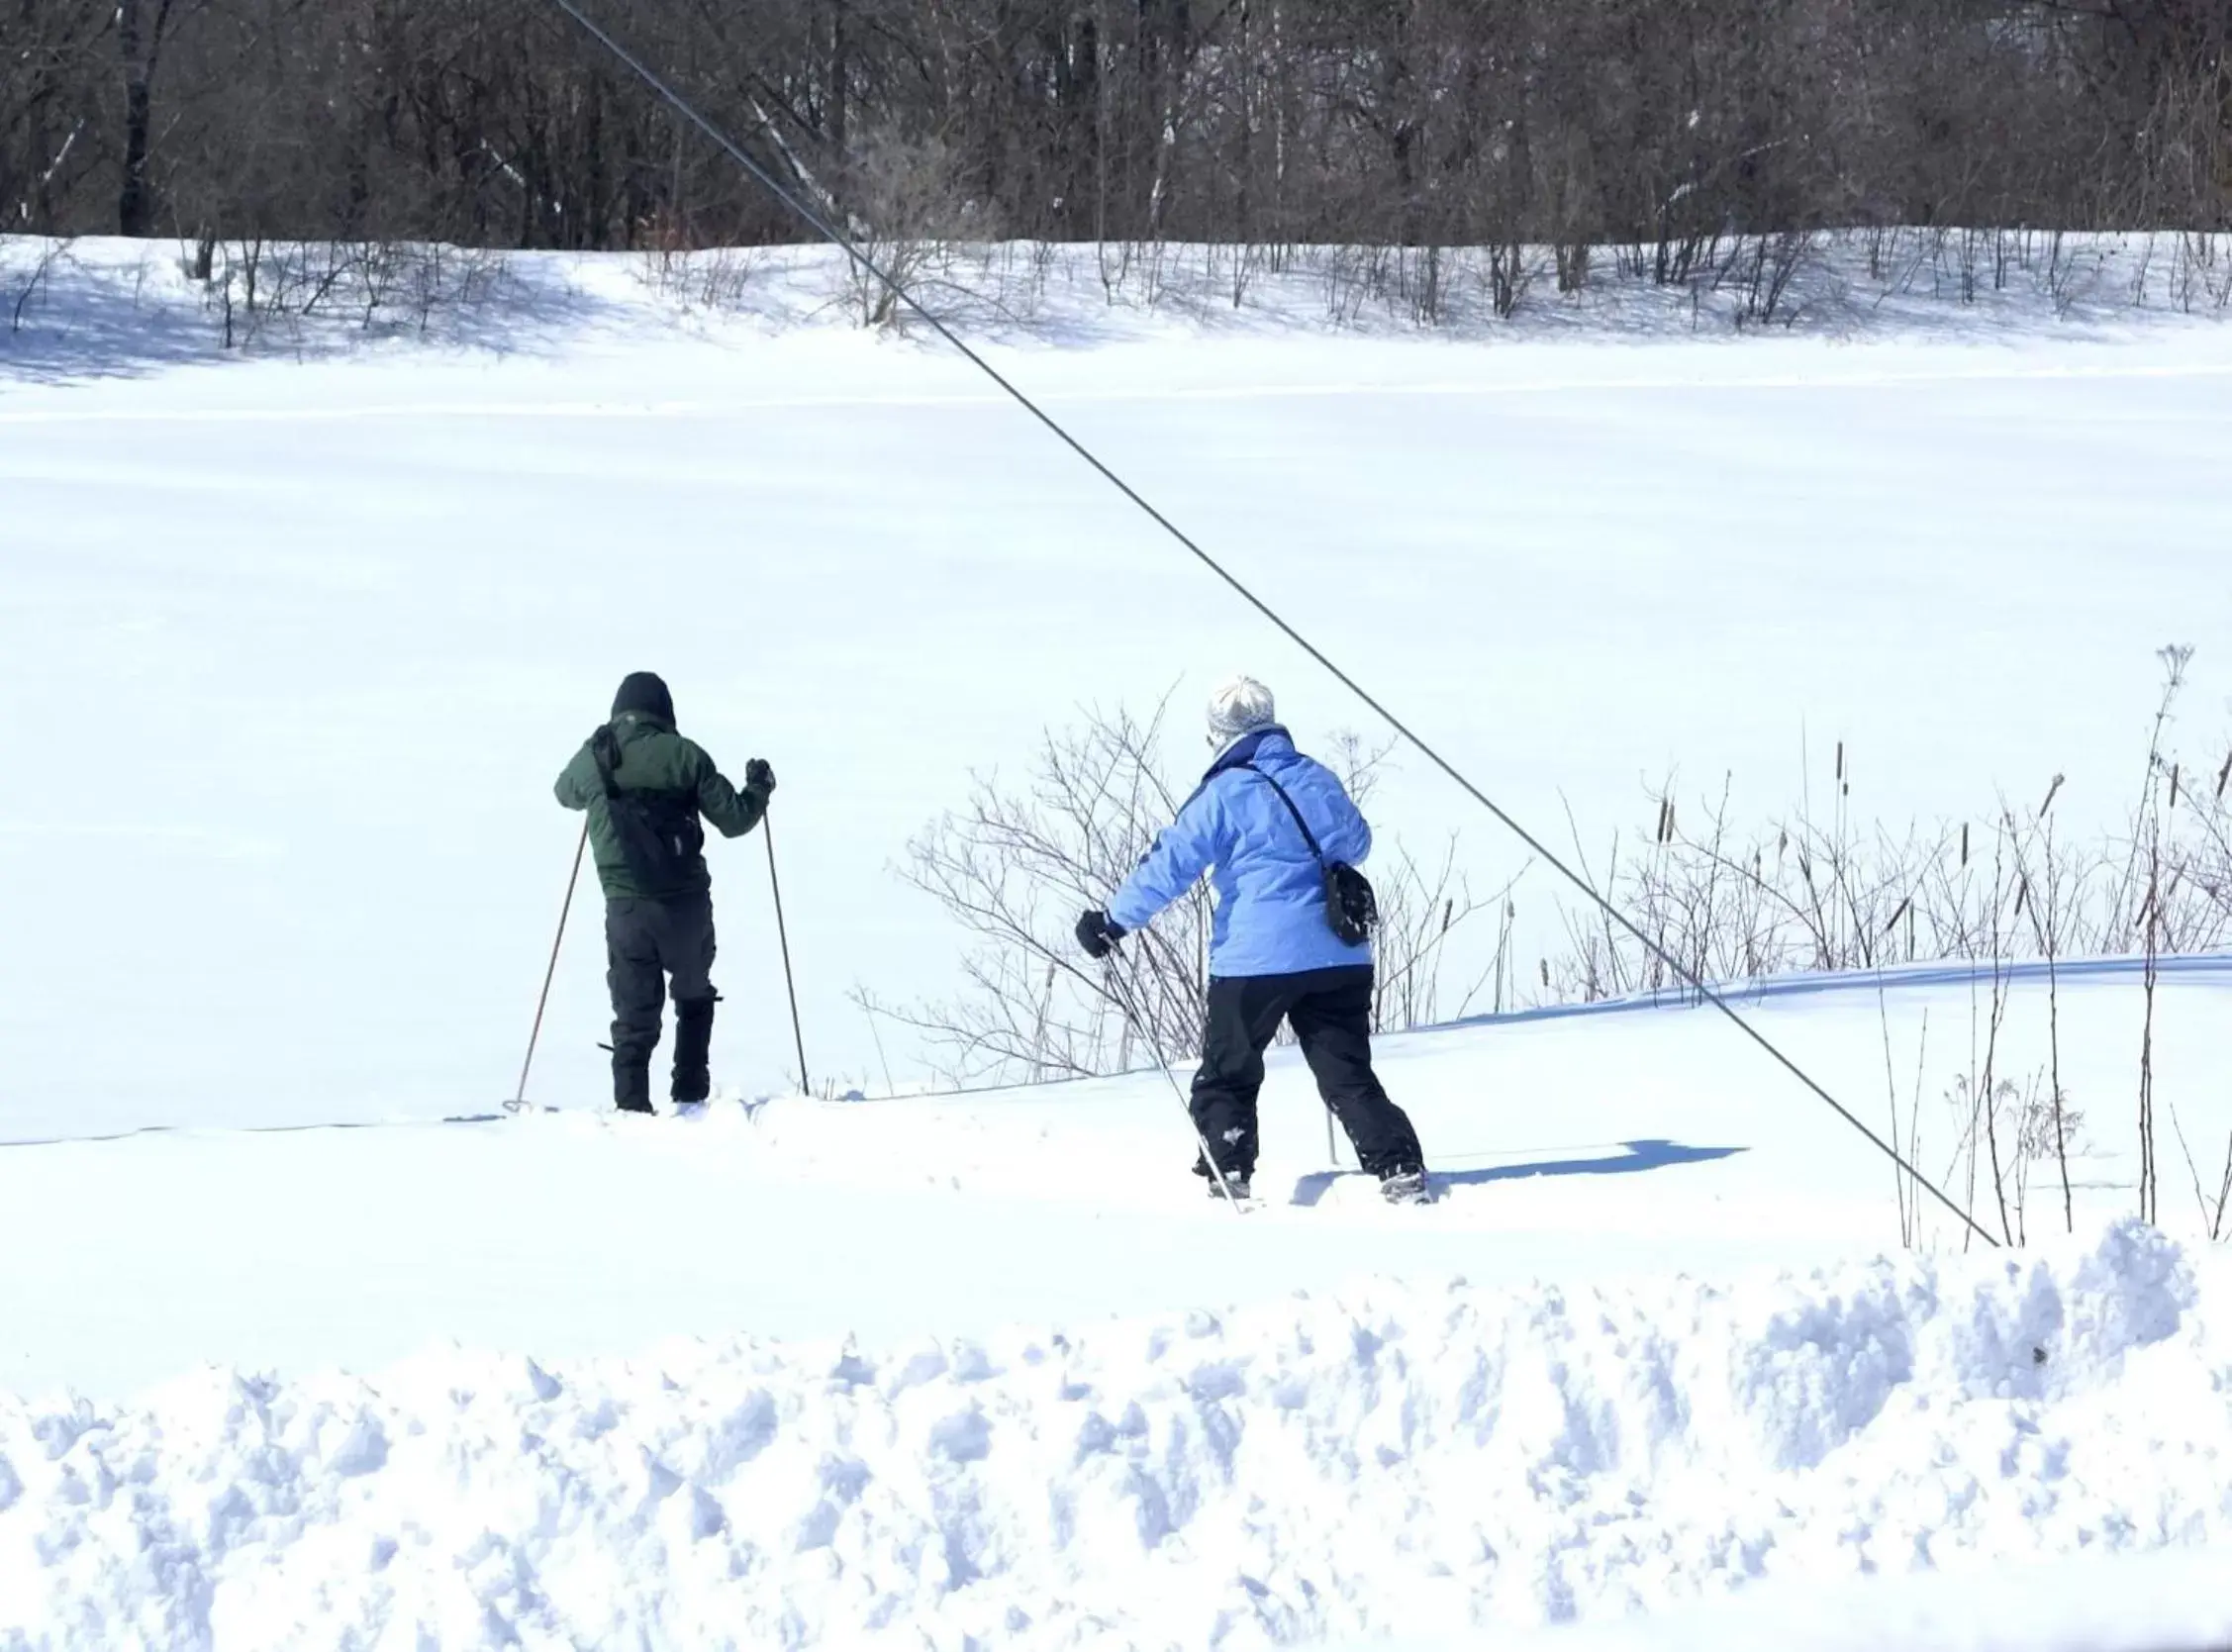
[4,1222,2225,1651]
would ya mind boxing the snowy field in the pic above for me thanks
[4,239,2231,1121]
[3,968,2231,1649]
[4,240,2232,1649]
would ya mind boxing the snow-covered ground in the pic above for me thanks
[4,240,2231,1648]
[5,239,2231,1118]
[3,953,2225,1392]
[4,965,2230,1648]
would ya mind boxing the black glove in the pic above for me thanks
[745,758,776,796]
[1076,910,1125,960]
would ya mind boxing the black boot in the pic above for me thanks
[672,996,716,1105]
[613,1050,655,1115]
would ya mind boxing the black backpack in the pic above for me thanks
[589,724,705,897]
[1242,763,1379,946]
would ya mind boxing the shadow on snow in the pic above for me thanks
[0,1115,512,1150]
[1,248,626,388]
[1289,1137,1747,1207]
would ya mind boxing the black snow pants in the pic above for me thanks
[1190,965,1424,1181]
[606,894,718,1113]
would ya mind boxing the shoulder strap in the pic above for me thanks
[588,724,625,800]
[1241,763,1327,867]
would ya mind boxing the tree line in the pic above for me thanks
[5,0,2228,260]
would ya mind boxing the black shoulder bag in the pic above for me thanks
[589,725,706,898]
[1241,764,1379,946]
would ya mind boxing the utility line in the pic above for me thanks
[536,0,1999,1249]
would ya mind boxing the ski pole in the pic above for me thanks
[509,819,589,1112]
[763,812,811,1097]
[1102,955,1249,1214]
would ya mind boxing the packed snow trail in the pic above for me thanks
[2,1223,2225,1651]
[4,966,2227,1398]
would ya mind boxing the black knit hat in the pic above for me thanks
[612,671,675,725]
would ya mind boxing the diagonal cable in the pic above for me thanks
[536,0,1999,1250]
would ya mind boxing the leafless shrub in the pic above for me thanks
[858,698,1208,1083]
[1863,225,1900,286]
[1518,659,2230,1249]
[861,698,1504,1088]
[187,237,511,349]
[2126,646,2194,1225]
[1880,997,1930,1249]
[1721,231,1815,327]
[6,236,71,332]
[2042,230,2109,319]
[1554,239,1592,296]
[1093,238,1183,312]
[2016,1082,2084,1170]
[1483,239,1534,319]
[1542,685,2232,1011]
[1947,1068,2080,1252]
[1313,243,1389,327]
[2171,233,2232,316]
[2010,773,2077,1232]
[1957,228,1989,304]
[637,231,765,311]
[1399,245,1449,327]
[836,128,985,331]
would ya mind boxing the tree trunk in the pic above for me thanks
[117,0,153,236]
[825,0,848,152]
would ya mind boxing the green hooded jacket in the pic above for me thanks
[554,710,768,900]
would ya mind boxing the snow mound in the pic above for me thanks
[3,1223,2226,1651]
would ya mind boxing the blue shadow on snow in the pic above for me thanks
[1290,1137,1745,1207]
[0,1114,512,1150]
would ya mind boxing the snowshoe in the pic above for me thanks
[1209,1174,1253,1203]
[1380,1171,1430,1207]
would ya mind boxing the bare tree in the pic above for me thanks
[114,0,208,236]
[5,0,2226,279]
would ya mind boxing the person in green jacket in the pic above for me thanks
[555,671,774,1113]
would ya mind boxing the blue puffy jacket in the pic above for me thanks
[1110,727,1374,979]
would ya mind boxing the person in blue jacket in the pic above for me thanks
[1076,675,1429,1205]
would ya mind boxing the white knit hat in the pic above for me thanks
[1207,674,1278,745]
